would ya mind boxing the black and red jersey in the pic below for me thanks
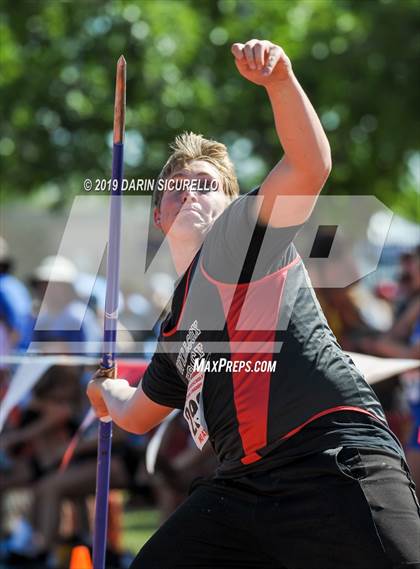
[142,188,403,477]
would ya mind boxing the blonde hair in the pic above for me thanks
[154,132,239,208]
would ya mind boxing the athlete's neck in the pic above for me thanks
[169,236,202,276]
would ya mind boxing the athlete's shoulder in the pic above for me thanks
[209,186,260,229]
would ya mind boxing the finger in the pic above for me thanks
[93,366,115,380]
[263,46,281,76]
[96,403,110,418]
[231,43,244,60]
[92,402,109,419]
[86,383,108,416]
[244,43,256,70]
[90,395,108,414]
[254,42,266,70]
[100,364,117,379]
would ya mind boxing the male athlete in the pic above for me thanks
[88,40,420,568]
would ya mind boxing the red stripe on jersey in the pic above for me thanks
[201,255,301,288]
[280,406,386,441]
[241,451,261,465]
[208,262,295,462]
[239,406,386,465]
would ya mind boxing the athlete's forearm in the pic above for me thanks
[88,373,173,434]
[266,74,331,187]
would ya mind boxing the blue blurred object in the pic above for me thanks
[0,274,33,351]
[75,273,124,313]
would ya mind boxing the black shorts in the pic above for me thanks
[130,447,420,569]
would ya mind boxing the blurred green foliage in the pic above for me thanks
[0,0,419,220]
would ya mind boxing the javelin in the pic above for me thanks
[92,55,126,569]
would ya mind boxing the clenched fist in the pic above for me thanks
[231,39,292,87]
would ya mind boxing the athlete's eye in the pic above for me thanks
[196,178,218,193]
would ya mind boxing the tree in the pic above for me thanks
[1,0,419,221]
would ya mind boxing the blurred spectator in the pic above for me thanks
[358,246,420,359]
[0,361,150,567]
[31,256,101,354]
[397,247,420,315]
[356,245,420,494]
[310,228,387,349]
[0,367,85,488]
[0,366,84,564]
[0,236,33,354]
[29,423,146,565]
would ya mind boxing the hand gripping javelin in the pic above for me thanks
[92,55,126,569]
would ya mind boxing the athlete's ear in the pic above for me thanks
[153,206,162,230]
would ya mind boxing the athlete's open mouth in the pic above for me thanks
[179,206,202,215]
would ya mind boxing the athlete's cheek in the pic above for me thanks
[165,188,184,205]
[204,195,227,219]
[169,193,188,218]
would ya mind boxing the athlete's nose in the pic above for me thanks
[182,184,199,204]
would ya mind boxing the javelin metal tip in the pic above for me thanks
[113,56,126,144]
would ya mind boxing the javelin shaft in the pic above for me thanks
[102,54,126,364]
[93,55,126,569]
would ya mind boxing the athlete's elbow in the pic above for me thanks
[322,149,332,179]
[305,152,332,193]
[315,146,332,178]
[127,424,148,435]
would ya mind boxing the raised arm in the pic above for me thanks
[231,39,331,227]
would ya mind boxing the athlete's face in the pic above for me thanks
[154,160,231,242]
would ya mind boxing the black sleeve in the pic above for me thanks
[202,187,303,282]
[141,347,187,410]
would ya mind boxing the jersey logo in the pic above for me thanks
[177,320,209,449]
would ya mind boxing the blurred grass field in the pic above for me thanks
[122,508,158,555]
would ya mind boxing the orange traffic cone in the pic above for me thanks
[69,545,93,569]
